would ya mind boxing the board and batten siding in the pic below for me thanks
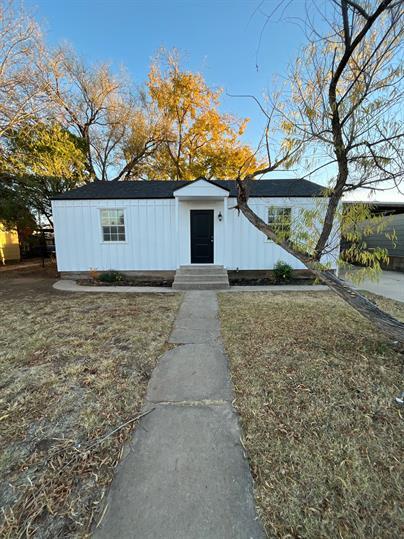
[226,197,329,270]
[52,199,177,272]
[52,196,337,272]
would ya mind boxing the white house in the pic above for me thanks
[52,177,336,288]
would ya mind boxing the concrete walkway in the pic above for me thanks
[53,279,175,293]
[341,269,404,303]
[54,278,328,294]
[95,291,265,539]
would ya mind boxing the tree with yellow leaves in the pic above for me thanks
[143,51,258,180]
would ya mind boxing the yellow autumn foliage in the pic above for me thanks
[143,51,258,180]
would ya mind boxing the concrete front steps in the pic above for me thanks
[172,265,230,290]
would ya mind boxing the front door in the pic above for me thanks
[190,210,214,264]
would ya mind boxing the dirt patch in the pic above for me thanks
[219,291,403,538]
[0,277,181,537]
[0,263,60,300]
[78,278,173,287]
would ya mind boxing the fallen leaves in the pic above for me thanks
[219,291,403,538]
[0,291,180,537]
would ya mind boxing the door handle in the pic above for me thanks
[210,236,214,243]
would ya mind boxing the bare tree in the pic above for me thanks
[235,0,404,346]
[38,47,165,181]
[0,1,44,138]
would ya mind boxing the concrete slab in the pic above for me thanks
[169,325,221,345]
[95,404,264,539]
[169,291,222,344]
[174,291,219,319]
[147,344,232,403]
[53,278,329,294]
[340,269,404,303]
[53,279,177,294]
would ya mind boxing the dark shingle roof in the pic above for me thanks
[52,178,326,200]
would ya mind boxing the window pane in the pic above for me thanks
[101,209,123,224]
[107,210,123,226]
[101,210,125,241]
[101,210,109,226]
[268,207,291,239]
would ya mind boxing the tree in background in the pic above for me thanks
[1,122,88,225]
[1,2,257,193]
[0,180,35,230]
[235,0,404,345]
[0,1,43,139]
[144,51,258,179]
[37,46,166,181]
[0,1,46,229]
[35,48,257,181]
[4,122,88,181]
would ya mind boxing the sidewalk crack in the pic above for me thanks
[147,398,229,407]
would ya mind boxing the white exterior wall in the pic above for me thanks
[52,198,177,272]
[227,197,313,270]
[52,195,337,272]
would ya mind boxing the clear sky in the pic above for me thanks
[25,0,309,160]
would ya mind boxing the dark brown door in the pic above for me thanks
[190,210,214,264]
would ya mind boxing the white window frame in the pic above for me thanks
[100,208,127,243]
[266,206,292,242]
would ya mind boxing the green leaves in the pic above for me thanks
[0,121,88,225]
[2,122,88,182]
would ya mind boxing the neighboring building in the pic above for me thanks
[19,228,55,260]
[0,224,20,265]
[52,177,337,285]
[346,203,404,272]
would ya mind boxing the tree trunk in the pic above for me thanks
[236,195,404,349]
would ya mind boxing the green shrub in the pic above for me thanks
[273,261,293,283]
[98,271,125,283]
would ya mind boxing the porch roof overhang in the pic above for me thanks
[173,178,229,200]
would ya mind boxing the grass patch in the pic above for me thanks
[219,291,403,538]
[0,289,180,537]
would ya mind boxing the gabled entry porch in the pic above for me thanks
[173,178,229,268]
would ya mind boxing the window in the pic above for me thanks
[268,207,292,240]
[101,209,126,242]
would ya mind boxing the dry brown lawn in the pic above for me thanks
[0,283,180,537]
[219,291,403,539]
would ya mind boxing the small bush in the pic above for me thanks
[88,268,100,281]
[273,261,293,283]
[98,271,125,283]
